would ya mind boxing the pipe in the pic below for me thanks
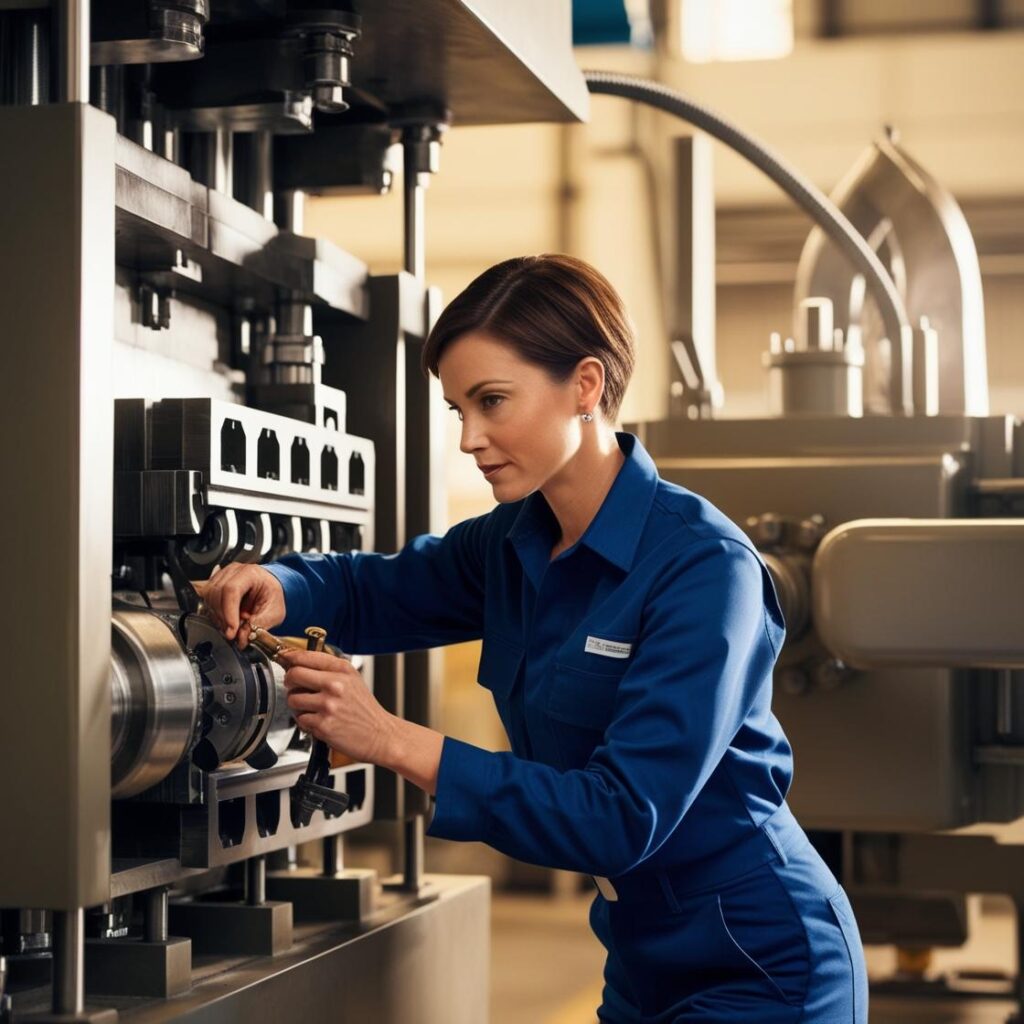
[55,0,89,104]
[144,887,169,944]
[582,71,909,348]
[51,909,84,1016]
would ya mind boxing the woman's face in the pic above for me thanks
[438,331,594,502]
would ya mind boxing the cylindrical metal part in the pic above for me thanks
[274,189,305,233]
[238,131,274,219]
[402,815,424,892]
[765,348,864,417]
[186,129,233,193]
[91,64,123,126]
[212,127,232,195]
[403,173,425,281]
[143,887,169,944]
[246,857,266,907]
[110,606,201,798]
[1,10,50,106]
[323,834,343,877]
[51,909,84,1016]
[912,317,939,416]
[814,518,1024,669]
[55,0,89,104]
[800,297,834,352]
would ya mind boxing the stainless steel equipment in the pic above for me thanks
[0,2,585,1020]
[591,70,1024,1019]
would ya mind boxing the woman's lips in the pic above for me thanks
[480,463,508,480]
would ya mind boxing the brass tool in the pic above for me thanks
[290,626,350,825]
[245,623,307,661]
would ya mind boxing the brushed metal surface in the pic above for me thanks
[0,102,115,910]
[815,519,1024,670]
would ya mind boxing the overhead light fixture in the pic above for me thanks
[679,0,794,63]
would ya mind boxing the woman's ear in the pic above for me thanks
[577,357,605,413]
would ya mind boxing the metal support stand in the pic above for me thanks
[53,910,83,1017]
[168,900,292,958]
[169,858,292,956]
[85,889,192,999]
[391,117,447,897]
[266,835,376,923]
[24,910,117,1023]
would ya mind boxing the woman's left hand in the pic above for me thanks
[278,649,397,766]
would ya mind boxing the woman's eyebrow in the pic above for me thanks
[444,379,514,404]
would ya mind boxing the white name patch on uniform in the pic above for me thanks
[585,636,633,659]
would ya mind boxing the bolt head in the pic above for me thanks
[778,668,809,696]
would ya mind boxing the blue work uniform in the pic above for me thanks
[266,431,869,1022]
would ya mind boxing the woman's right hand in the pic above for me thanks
[193,563,286,649]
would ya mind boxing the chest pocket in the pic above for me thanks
[546,631,636,766]
[477,633,523,706]
[548,631,637,728]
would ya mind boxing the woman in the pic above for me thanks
[197,254,868,1023]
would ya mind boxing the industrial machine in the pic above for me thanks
[590,74,1024,1019]
[0,2,586,1020]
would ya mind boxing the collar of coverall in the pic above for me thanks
[505,431,659,574]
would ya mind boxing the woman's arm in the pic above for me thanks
[278,648,444,792]
[423,539,781,879]
[199,511,491,655]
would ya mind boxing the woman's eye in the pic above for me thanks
[447,406,464,421]
[481,394,504,410]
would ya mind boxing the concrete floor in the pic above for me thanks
[490,892,1019,1023]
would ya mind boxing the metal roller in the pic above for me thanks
[111,602,294,798]
[110,604,201,798]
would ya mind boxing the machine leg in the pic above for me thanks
[85,890,191,1000]
[265,834,376,922]
[52,910,83,1016]
[169,856,292,957]
[23,910,117,1023]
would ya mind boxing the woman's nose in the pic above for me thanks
[459,418,486,454]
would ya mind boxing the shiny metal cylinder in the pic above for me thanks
[55,0,89,104]
[402,815,424,891]
[238,131,274,219]
[323,834,343,877]
[144,887,169,944]
[246,857,266,906]
[51,909,84,1015]
[274,189,305,233]
[1,10,49,106]
[402,171,425,281]
[110,606,201,798]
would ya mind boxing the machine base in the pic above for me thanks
[265,867,376,922]
[167,900,293,956]
[117,874,489,1023]
[85,937,192,998]
[20,1011,118,1023]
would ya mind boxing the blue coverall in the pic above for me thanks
[266,431,869,1022]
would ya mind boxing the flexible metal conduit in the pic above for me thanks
[582,70,910,346]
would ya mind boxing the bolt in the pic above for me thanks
[224,692,236,704]
[815,658,849,691]
[222,673,235,685]
[756,515,784,547]
[778,668,809,696]
[217,712,230,726]
[797,516,826,551]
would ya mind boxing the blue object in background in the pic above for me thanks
[573,0,631,45]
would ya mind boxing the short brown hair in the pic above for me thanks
[421,254,636,421]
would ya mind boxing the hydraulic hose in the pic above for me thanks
[583,70,909,347]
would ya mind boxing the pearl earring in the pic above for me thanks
[581,412,594,423]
